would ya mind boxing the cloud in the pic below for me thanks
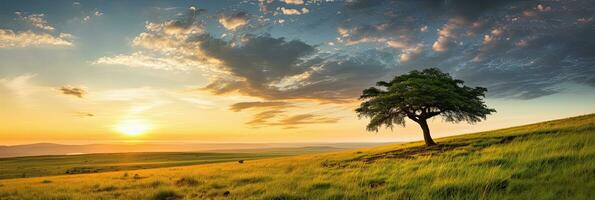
[576,17,593,25]
[95,0,595,104]
[345,0,386,10]
[218,12,249,30]
[116,15,390,101]
[83,11,103,22]
[1,12,73,48]
[0,29,73,48]
[278,7,309,15]
[276,114,338,125]
[281,0,304,5]
[329,0,595,100]
[336,25,390,45]
[197,34,390,101]
[16,12,55,31]
[230,101,292,112]
[245,109,339,127]
[93,7,391,103]
[93,52,200,71]
[75,112,94,117]
[247,110,285,125]
[230,101,340,128]
[59,86,86,98]
[432,18,465,52]
[0,74,38,97]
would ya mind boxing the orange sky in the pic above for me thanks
[1,75,593,145]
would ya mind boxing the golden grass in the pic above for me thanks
[0,114,593,199]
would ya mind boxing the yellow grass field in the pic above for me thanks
[1,114,594,200]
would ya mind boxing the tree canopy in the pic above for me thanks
[356,68,496,146]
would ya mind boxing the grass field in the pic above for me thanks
[0,146,345,180]
[0,114,593,199]
[0,152,278,180]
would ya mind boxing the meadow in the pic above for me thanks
[0,114,593,199]
[0,147,344,179]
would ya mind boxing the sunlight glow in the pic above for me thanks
[116,119,151,136]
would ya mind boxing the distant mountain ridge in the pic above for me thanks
[0,142,390,158]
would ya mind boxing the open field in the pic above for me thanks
[0,114,594,199]
[0,146,347,179]
[0,152,278,180]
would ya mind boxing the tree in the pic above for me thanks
[355,68,496,146]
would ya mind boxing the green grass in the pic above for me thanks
[0,114,593,199]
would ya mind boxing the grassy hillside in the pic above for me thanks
[0,114,593,199]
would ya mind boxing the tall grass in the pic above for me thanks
[0,114,593,199]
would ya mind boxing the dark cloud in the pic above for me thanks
[333,0,595,99]
[197,34,391,102]
[110,0,595,104]
[59,86,86,98]
[230,101,292,112]
[345,0,387,10]
[416,0,520,20]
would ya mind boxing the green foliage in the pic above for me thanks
[356,68,495,143]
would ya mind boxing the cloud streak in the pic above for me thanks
[59,86,86,98]
[230,101,292,112]
[0,29,73,48]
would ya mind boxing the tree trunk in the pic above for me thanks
[418,119,437,146]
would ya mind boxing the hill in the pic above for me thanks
[0,114,593,199]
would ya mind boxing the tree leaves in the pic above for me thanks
[356,68,496,132]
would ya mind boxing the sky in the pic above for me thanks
[1,0,594,145]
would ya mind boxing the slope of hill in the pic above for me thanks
[0,114,593,199]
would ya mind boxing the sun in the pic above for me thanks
[116,119,151,136]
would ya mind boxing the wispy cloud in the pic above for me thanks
[59,86,86,98]
[0,74,39,97]
[15,12,55,31]
[93,52,199,71]
[0,29,73,48]
[0,12,73,48]
[229,101,292,112]
[247,110,339,128]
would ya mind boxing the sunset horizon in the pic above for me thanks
[1,1,594,199]
[2,1,595,146]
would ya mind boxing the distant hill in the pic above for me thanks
[0,142,389,158]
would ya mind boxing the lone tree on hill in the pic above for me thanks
[355,68,496,146]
